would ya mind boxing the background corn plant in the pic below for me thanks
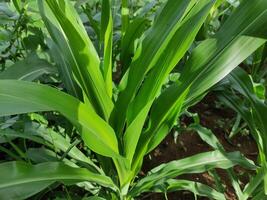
[0,0,267,199]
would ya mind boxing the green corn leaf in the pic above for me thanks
[25,147,101,193]
[0,80,119,158]
[26,147,64,163]
[129,150,255,197]
[146,86,190,154]
[100,0,113,97]
[117,0,215,171]
[127,0,215,124]
[48,41,83,100]
[131,85,189,173]
[38,0,113,120]
[183,36,266,109]
[123,101,153,162]
[133,0,157,18]
[0,55,57,81]
[190,124,224,151]
[0,161,115,200]
[111,0,200,133]
[1,180,52,200]
[0,128,48,146]
[12,0,21,13]
[24,122,102,173]
[132,0,267,171]
[218,67,267,196]
[150,179,226,200]
[120,18,147,73]
[182,0,267,107]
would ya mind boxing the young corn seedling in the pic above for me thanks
[0,0,267,199]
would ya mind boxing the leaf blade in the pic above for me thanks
[0,80,119,158]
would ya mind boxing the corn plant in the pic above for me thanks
[217,67,267,199]
[0,0,267,199]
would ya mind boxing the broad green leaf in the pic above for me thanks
[183,36,266,109]
[0,161,115,200]
[26,147,61,162]
[0,55,56,81]
[0,128,48,146]
[150,179,226,200]
[0,180,52,200]
[25,147,101,193]
[110,0,200,133]
[24,122,102,173]
[100,0,113,97]
[120,18,147,73]
[182,0,267,108]
[127,0,215,124]
[38,0,113,120]
[132,0,267,171]
[123,101,152,162]
[146,86,190,154]
[130,150,255,197]
[0,80,119,158]
[131,85,189,173]
[118,0,215,173]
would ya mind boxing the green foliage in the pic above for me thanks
[0,0,266,199]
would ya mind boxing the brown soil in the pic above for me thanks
[140,93,258,200]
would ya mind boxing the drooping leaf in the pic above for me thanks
[150,179,226,200]
[182,0,267,108]
[130,150,255,197]
[0,161,115,200]
[0,80,119,158]
[0,55,56,81]
[123,101,152,162]
[24,122,102,172]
